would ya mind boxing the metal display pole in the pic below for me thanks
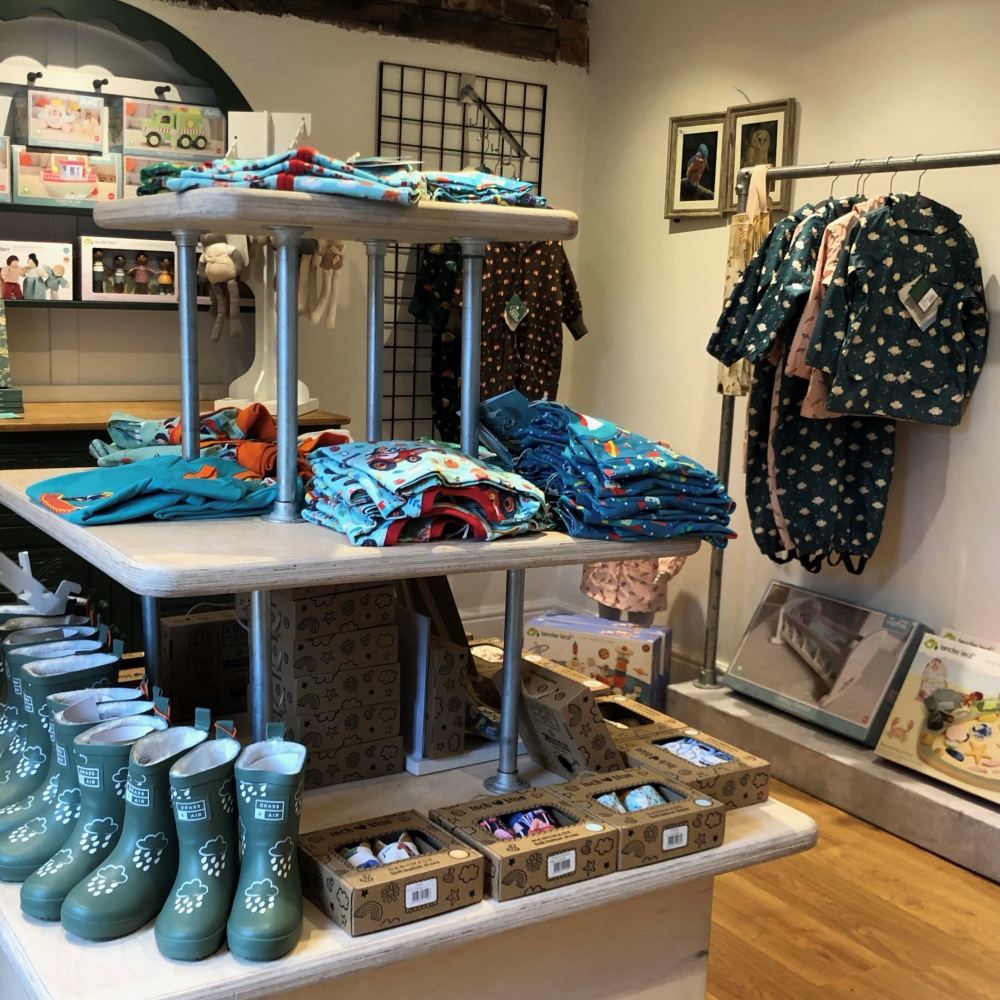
[265,227,306,524]
[248,589,271,741]
[140,594,161,689]
[485,568,529,793]
[172,230,200,461]
[364,240,388,441]
[458,239,486,455]
[698,146,1000,687]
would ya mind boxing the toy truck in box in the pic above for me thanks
[142,109,209,151]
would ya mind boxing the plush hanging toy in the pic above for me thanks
[308,239,345,330]
[199,233,246,340]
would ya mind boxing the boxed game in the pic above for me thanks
[553,767,726,870]
[13,147,120,209]
[525,612,671,709]
[430,786,619,901]
[0,241,73,301]
[623,726,771,809]
[120,98,226,159]
[27,88,106,152]
[724,581,926,745]
[875,632,1000,805]
[300,811,485,936]
[78,236,177,301]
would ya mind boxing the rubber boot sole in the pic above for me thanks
[61,904,158,942]
[227,925,300,962]
[155,926,226,962]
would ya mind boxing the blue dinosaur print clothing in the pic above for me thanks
[484,399,735,546]
[305,441,546,546]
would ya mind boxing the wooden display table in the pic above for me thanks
[0,759,817,1000]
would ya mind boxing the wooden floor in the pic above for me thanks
[707,781,1000,1000]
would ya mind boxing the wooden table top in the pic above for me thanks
[0,401,350,433]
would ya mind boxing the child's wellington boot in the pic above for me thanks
[0,639,106,761]
[19,713,168,921]
[0,651,119,810]
[227,724,306,962]
[0,686,144,835]
[1,625,97,705]
[0,693,153,881]
[60,714,211,941]
[155,733,241,960]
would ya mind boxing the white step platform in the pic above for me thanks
[669,681,1000,882]
[0,758,816,1000]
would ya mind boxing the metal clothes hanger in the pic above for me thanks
[826,161,839,199]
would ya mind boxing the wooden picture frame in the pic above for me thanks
[725,98,796,212]
[664,111,729,219]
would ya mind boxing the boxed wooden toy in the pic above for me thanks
[270,583,396,639]
[13,147,120,209]
[282,700,401,751]
[303,734,404,790]
[120,98,226,158]
[300,810,485,936]
[0,138,10,203]
[271,623,398,681]
[78,235,177,301]
[430,786,619,901]
[271,663,401,717]
[596,694,689,745]
[0,240,73,301]
[525,612,672,709]
[552,766,726,870]
[623,727,771,809]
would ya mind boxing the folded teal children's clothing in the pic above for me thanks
[27,457,282,524]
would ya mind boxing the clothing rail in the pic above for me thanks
[698,146,1000,688]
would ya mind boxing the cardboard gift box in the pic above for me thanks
[303,734,404,790]
[300,810,485,936]
[0,240,73,301]
[271,662,401,716]
[280,700,401,752]
[271,624,399,680]
[271,584,396,639]
[0,138,10,203]
[13,147,120,209]
[623,727,771,809]
[120,98,227,159]
[553,767,727,870]
[725,580,926,746]
[78,235,177,301]
[27,88,107,152]
[525,612,672,710]
[596,695,689,746]
[430,786,619,901]
[159,609,249,721]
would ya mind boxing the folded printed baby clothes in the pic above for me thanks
[304,440,547,546]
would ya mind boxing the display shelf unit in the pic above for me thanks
[0,759,818,1000]
[2,299,255,313]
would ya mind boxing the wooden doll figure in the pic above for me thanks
[156,256,174,294]
[92,248,106,294]
[129,252,152,295]
[112,254,127,293]
[1,256,25,299]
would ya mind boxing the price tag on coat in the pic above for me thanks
[898,275,941,331]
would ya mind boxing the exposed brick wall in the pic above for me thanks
[166,0,590,66]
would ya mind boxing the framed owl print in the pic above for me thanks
[725,98,796,212]
[664,111,729,219]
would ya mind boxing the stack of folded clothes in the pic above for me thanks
[89,403,350,478]
[481,395,735,546]
[138,150,547,208]
[304,441,547,546]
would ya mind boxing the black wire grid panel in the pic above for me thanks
[376,61,547,440]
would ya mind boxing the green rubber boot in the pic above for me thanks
[155,734,241,960]
[1,639,107,761]
[0,686,143,835]
[0,693,153,880]
[0,651,119,809]
[19,712,168,921]
[60,715,211,941]
[227,724,306,962]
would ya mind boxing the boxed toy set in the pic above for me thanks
[78,236,177,301]
[0,241,73,301]
[430,786,619,901]
[299,810,485,936]
[122,154,186,198]
[13,147,120,209]
[875,632,1000,805]
[0,138,9,203]
[622,726,771,809]
[27,89,106,152]
[525,612,672,709]
[552,767,727,870]
[120,98,227,159]
[725,581,926,745]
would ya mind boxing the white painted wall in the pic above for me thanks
[573,0,1000,666]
